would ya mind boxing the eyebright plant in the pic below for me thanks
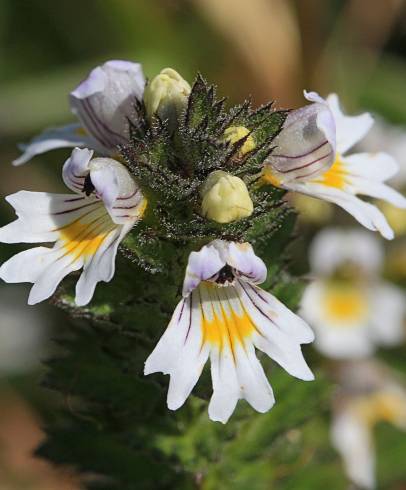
[1,60,405,488]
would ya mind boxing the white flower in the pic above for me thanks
[263,92,406,239]
[301,228,405,359]
[0,147,146,306]
[13,60,146,165]
[331,361,406,489]
[145,240,314,423]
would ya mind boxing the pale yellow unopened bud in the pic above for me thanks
[223,126,256,156]
[144,68,191,123]
[201,170,254,223]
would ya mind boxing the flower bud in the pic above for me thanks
[144,68,191,125]
[223,126,255,156]
[201,170,254,223]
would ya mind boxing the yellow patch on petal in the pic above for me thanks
[200,285,256,355]
[354,391,406,427]
[59,212,114,260]
[322,283,368,325]
[261,167,281,187]
[314,154,348,189]
[137,198,148,219]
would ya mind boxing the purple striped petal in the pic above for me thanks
[70,60,146,151]
[265,91,336,184]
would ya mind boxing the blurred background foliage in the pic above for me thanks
[1,0,406,488]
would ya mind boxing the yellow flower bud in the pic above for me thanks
[144,68,191,123]
[201,170,254,223]
[223,126,256,156]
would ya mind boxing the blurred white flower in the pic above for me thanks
[301,228,405,359]
[331,360,406,489]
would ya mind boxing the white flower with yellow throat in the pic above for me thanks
[0,147,146,306]
[263,92,406,239]
[300,228,405,359]
[145,240,314,423]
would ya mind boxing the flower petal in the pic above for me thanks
[62,147,94,193]
[0,247,61,284]
[265,92,336,183]
[226,241,267,284]
[326,93,373,154]
[357,116,406,188]
[12,124,99,166]
[144,294,210,411]
[89,158,145,225]
[182,242,225,297]
[27,251,84,305]
[62,148,146,226]
[287,180,394,239]
[203,285,275,422]
[236,281,314,379]
[74,223,131,306]
[70,60,145,150]
[0,189,128,305]
[0,191,100,244]
[341,153,406,208]
[208,341,275,424]
[0,245,83,305]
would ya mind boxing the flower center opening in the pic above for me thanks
[215,264,235,286]
[83,174,96,196]
[322,283,368,325]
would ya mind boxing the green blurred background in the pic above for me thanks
[0,0,406,488]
